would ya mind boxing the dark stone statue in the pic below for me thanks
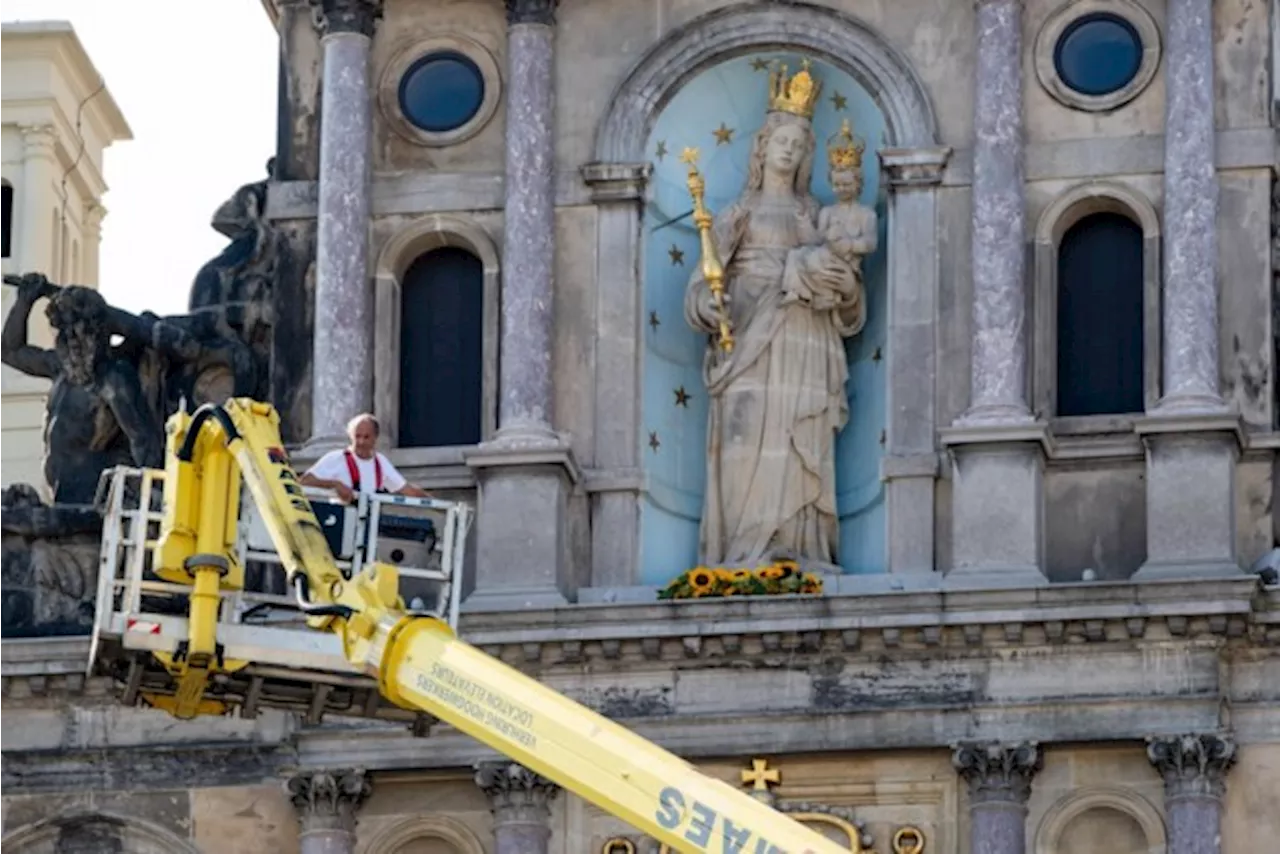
[0,162,283,638]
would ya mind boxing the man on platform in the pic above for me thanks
[300,413,430,502]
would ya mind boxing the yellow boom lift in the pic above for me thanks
[88,398,851,854]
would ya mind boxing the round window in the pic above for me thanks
[1052,13,1143,97]
[398,51,486,133]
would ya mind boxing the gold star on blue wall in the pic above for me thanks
[668,245,685,265]
[655,140,668,160]
[674,386,691,407]
[712,123,735,145]
[649,431,661,452]
[830,91,848,111]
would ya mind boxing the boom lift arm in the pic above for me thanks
[143,398,848,854]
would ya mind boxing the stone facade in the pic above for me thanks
[3,0,1279,852]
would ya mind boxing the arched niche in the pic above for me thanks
[1034,786,1167,854]
[1032,181,1162,421]
[358,815,486,854]
[1,810,202,854]
[373,214,501,451]
[584,0,945,588]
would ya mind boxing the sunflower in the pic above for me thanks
[689,568,717,593]
[730,569,752,581]
[758,566,784,580]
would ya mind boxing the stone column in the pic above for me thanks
[581,162,650,591]
[19,124,58,278]
[1147,734,1237,854]
[880,147,951,577]
[952,742,1043,854]
[464,0,580,610]
[475,761,561,854]
[1133,0,1243,580]
[939,0,1049,588]
[304,0,381,453]
[286,768,373,854]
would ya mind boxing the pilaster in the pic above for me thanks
[880,146,950,575]
[582,161,650,589]
[953,741,1042,854]
[475,761,560,854]
[286,768,373,854]
[1147,734,1237,854]
[19,124,58,279]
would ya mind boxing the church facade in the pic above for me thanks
[2,0,1279,852]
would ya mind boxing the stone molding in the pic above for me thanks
[1146,733,1238,801]
[952,741,1043,806]
[358,815,486,854]
[505,0,557,26]
[1033,0,1161,114]
[1033,786,1167,854]
[312,0,382,36]
[286,768,373,832]
[581,161,652,203]
[377,33,503,148]
[879,147,952,188]
[474,761,561,823]
[592,1,939,163]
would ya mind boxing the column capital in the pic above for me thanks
[952,741,1043,806]
[505,0,558,26]
[1146,733,1238,801]
[312,0,382,37]
[880,147,952,189]
[475,761,561,824]
[285,768,373,833]
[19,124,58,158]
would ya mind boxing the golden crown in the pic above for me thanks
[827,119,866,170]
[767,58,822,119]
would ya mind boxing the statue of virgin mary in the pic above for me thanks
[684,61,874,568]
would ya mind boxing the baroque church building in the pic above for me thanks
[2,0,1279,852]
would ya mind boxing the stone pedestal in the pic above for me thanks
[286,769,372,854]
[475,761,560,854]
[464,441,580,610]
[953,742,1042,854]
[1135,415,1245,579]
[939,423,1051,587]
[304,0,381,453]
[1147,734,1236,854]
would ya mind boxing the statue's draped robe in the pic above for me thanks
[685,196,865,566]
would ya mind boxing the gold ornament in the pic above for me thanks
[827,118,866,170]
[768,58,823,119]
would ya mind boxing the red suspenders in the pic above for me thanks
[342,449,383,492]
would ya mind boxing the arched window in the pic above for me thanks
[398,246,484,447]
[1,181,12,258]
[1056,212,1144,416]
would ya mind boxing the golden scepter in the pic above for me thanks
[679,147,734,354]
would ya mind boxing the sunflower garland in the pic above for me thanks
[657,560,824,600]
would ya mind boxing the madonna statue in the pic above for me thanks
[684,61,876,568]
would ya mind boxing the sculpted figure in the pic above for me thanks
[684,64,874,568]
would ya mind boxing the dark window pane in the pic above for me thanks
[399,247,484,447]
[1,183,12,258]
[398,52,485,133]
[1053,13,1143,97]
[1057,212,1144,416]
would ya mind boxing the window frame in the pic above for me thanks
[1033,0,1161,114]
[1032,181,1162,434]
[377,34,502,149]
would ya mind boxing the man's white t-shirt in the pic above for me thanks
[306,449,407,495]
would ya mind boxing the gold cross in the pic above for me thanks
[741,758,781,792]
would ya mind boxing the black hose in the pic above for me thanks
[176,404,242,462]
[291,574,355,619]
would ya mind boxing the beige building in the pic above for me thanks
[1,1,1279,854]
[0,20,131,494]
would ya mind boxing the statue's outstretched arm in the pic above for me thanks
[1,273,60,379]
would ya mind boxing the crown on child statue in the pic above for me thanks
[767,58,823,119]
[827,119,866,170]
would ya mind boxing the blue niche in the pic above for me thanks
[639,53,889,584]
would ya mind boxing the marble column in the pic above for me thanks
[965,0,1029,425]
[1134,0,1242,580]
[497,0,558,444]
[304,0,381,453]
[475,761,561,854]
[286,768,373,854]
[1147,734,1237,854]
[1159,0,1222,413]
[939,0,1049,588]
[952,741,1042,854]
[464,0,579,611]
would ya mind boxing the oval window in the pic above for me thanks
[397,51,486,133]
[1052,13,1143,97]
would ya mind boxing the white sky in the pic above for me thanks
[5,0,278,316]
